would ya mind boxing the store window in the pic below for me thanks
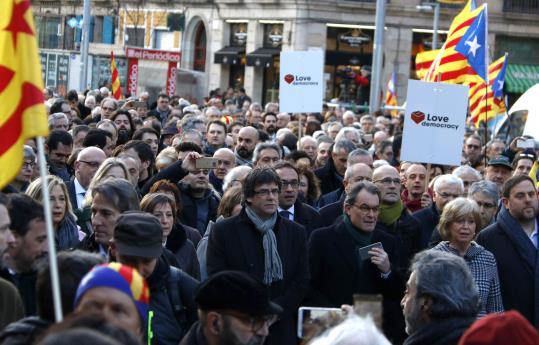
[324,26,374,103]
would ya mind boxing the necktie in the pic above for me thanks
[279,210,291,220]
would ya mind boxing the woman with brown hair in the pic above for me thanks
[297,165,321,208]
[141,192,200,279]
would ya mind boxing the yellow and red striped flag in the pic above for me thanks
[111,51,122,100]
[0,0,49,189]
[424,0,485,84]
[469,55,508,127]
[415,49,440,79]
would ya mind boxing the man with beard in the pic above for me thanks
[262,113,277,142]
[401,251,478,345]
[0,194,24,328]
[477,175,539,328]
[205,121,228,156]
[315,137,333,169]
[210,148,236,195]
[112,110,135,145]
[1,194,48,316]
[181,270,282,345]
[45,130,74,182]
[235,127,259,166]
[179,164,220,236]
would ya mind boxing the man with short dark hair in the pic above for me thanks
[111,211,198,344]
[204,121,227,156]
[45,129,74,182]
[477,175,539,328]
[253,143,281,168]
[122,140,155,189]
[2,194,48,316]
[133,127,160,157]
[463,135,483,167]
[401,251,479,345]
[207,168,309,345]
[148,93,172,127]
[315,139,356,195]
[262,113,277,140]
[274,161,321,237]
[180,270,282,345]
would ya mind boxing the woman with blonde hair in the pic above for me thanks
[26,175,82,250]
[431,197,503,317]
[86,157,129,194]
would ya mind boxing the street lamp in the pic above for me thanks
[416,2,440,49]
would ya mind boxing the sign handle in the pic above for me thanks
[424,163,432,194]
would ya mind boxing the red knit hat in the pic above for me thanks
[458,311,539,345]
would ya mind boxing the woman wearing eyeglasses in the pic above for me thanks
[4,146,36,194]
[431,197,504,317]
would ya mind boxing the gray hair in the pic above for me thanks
[205,106,221,117]
[316,135,333,145]
[309,315,391,345]
[252,142,282,164]
[468,180,499,201]
[299,136,317,147]
[411,250,479,319]
[91,178,140,213]
[223,166,252,192]
[48,112,68,126]
[452,165,481,180]
[347,148,371,167]
[333,139,356,155]
[433,174,464,193]
[23,145,36,161]
[335,127,361,143]
[180,129,204,143]
[344,181,380,206]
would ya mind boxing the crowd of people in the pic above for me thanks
[1,85,539,345]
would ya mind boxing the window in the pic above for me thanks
[36,16,61,49]
[503,0,539,14]
[126,27,145,47]
[193,23,206,72]
[154,29,174,50]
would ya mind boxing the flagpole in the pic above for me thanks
[483,4,489,167]
[36,137,63,322]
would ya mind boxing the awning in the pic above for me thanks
[325,51,371,66]
[505,64,539,94]
[246,48,280,67]
[214,46,245,65]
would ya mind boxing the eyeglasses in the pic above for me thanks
[189,169,209,175]
[475,201,496,209]
[281,180,299,189]
[22,161,36,169]
[374,178,401,186]
[351,203,379,214]
[253,188,280,196]
[219,311,278,333]
[79,160,101,168]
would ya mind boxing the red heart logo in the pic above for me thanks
[284,74,294,84]
[411,111,425,124]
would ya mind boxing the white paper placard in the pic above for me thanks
[400,80,469,166]
[279,51,324,113]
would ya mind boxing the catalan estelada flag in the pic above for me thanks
[424,0,485,84]
[0,0,48,189]
[469,55,508,127]
[385,72,398,117]
[111,51,122,100]
[415,49,440,79]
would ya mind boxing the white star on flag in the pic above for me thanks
[465,36,481,57]
[497,80,504,91]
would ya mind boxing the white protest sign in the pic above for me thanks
[400,80,469,166]
[279,50,324,113]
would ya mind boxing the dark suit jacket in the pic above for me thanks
[476,217,539,328]
[412,203,440,250]
[65,178,79,210]
[318,187,344,208]
[293,201,322,238]
[207,210,309,345]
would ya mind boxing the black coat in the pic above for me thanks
[140,160,189,196]
[403,317,475,345]
[166,222,201,280]
[207,209,310,345]
[292,201,322,238]
[476,209,539,328]
[65,178,79,210]
[317,196,345,228]
[178,184,220,236]
[314,158,344,196]
[412,203,440,249]
[318,187,344,208]
[308,222,403,340]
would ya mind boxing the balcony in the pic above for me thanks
[503,0,539,14]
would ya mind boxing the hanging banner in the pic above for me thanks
[400,80,469,166]
[127,58,139,96]
[166,61,177,97]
